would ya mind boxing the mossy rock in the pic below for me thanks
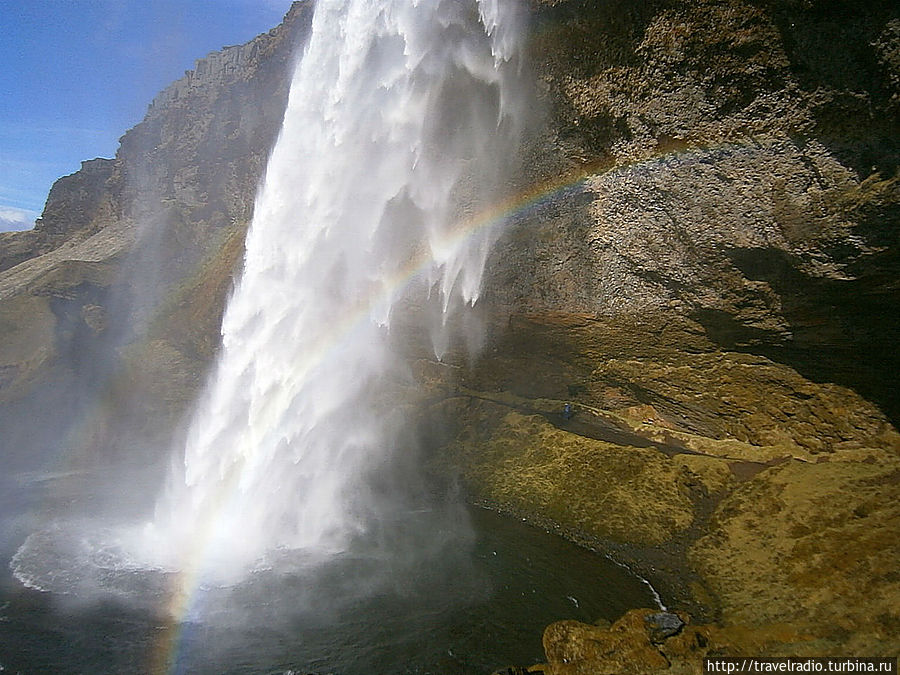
[447,403,698,547]
[690,457,900,653]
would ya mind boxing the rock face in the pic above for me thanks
[434,0,900,660]
[0,0,899,666]
[501,0,900,422]
[0,1,314,464]
[433,0,900,662]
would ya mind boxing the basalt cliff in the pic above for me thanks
[1,0,898,671]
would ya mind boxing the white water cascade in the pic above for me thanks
[143,0,526,580]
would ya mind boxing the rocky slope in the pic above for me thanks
[0,0,898,670]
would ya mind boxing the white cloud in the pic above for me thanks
[0,206,38,232]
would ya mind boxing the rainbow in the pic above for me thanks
[19,137,736,673]
[147,139,746,671]
[142,158,611,673]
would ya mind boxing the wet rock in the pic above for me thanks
[645,611,686,644]
[492,0,900,424]
[80,303,107,335]
[542,610,670,675]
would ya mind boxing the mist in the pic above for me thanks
[7,0,529,621]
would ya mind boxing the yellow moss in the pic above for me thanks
[674,453,736,495]
[450,406,696,546]
[690,458,900,652]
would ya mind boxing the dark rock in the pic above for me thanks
[490,0,900,424]
[644,611,686,643]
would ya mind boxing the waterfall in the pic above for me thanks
[147,0,526,580]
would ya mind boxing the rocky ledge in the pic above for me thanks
[410,300,900,668]
[430,0,900,665]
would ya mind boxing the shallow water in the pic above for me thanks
[0,468,656,675]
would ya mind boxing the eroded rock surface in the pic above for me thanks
[451,0,900,661]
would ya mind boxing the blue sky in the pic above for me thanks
[1,0,295,231]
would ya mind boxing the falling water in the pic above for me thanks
[143,0,527,580]
[2,7,669,670]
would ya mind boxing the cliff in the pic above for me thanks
[0,0,314,462]
[453,0,900,666]
[0,0,898,669]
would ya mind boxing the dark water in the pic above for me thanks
[0,469,657,675]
